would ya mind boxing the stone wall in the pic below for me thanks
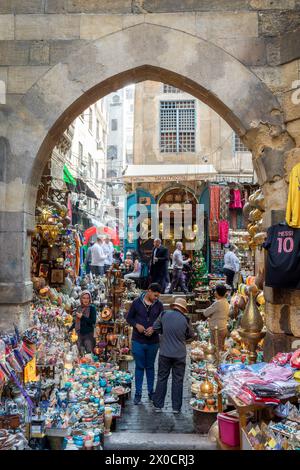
[0,3,299,357]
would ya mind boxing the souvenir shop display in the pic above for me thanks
[190,251,208,288]
[32,201,83,289]
[243,189,267,252]
[214,348,300,450]
[206,182,259,274]
[263,222,300,289]
[228,230,255,278]
[41,354,133,450]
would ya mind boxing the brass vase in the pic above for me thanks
[240,293,263,333]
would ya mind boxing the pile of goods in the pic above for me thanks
[243,189,267,252]
[42,354,132,449]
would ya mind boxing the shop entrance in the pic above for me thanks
[158,187,198,258]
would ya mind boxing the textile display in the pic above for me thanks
[286,162,300,228]
[218,220,229,245]
[209,185,220,241]
[219,186,230,220]
[229,189,243,209]
[209,185,220,221]
[263,222,300,289]
[209,220,219,242]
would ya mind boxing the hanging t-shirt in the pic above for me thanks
[263,222,300,289]
[286,162,300,228]
[229,189,243,209]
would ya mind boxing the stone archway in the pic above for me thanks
[0,23,295,339]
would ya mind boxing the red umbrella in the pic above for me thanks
[84,225,120,246]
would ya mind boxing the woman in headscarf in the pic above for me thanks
[70,290,97,355]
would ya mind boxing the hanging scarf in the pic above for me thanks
[75,290,92,333]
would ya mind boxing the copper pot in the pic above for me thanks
[253,232,267,245]
[249,209,263,222]
[243,202,252,220]
[248,223,258,237]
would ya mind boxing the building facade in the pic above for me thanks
[105,85,135,239]
[124,81,257,264]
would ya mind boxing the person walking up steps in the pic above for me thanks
[126,283,164,405]
[152,297,194,414]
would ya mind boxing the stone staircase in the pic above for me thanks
[160,293,187,310]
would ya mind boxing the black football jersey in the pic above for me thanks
[263,222,300,289]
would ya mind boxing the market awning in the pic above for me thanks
[121,164,217,183]
[76,178,98,199]
[63,164,76,186]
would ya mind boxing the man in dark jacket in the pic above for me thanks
[126,283,164,405]
[149,238,169,293]
[152,297,194,413]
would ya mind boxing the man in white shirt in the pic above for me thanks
[169,242,191,295]
[103,236,114,273]
[91,235,106,276]
[223,244,240,291]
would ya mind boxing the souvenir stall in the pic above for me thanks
[0,296,134,450]
[31,201,84,291]
[189,269,300,451]
[215,350,300,450]
[94,268,139,368]
[207,182,259,278]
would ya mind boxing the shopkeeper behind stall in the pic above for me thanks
[203,284,229,350]
[69,290,97,355]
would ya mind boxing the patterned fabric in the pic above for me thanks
[209,220,219,241]
[209,185,220,221]
[209,185,220,241]
[219,186,230,220]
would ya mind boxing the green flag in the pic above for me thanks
[63,164,76,186]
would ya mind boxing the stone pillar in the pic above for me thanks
[0,210,34,332]
[244,124,300,359]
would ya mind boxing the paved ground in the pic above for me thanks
[116,355,194,433]
[105,352,216,450]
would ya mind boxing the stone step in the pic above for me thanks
[104,432,216,450]
[160,294,186,304]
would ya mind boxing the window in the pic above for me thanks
[234,133,248,152]
[80,111,84,120]
[96,119,100,141]
[88,153,92,176]
[89,107,93,132]
[102,168,105,180]
[78,142,83,165]
[111,119,118,131]
[102,129,106,146]
[112,95,120,104]
[163,84,181,93]
[107,145,118,160]
[95,162,99,181]
[160,100,196,153]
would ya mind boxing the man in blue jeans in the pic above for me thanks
[126,283,164,405]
